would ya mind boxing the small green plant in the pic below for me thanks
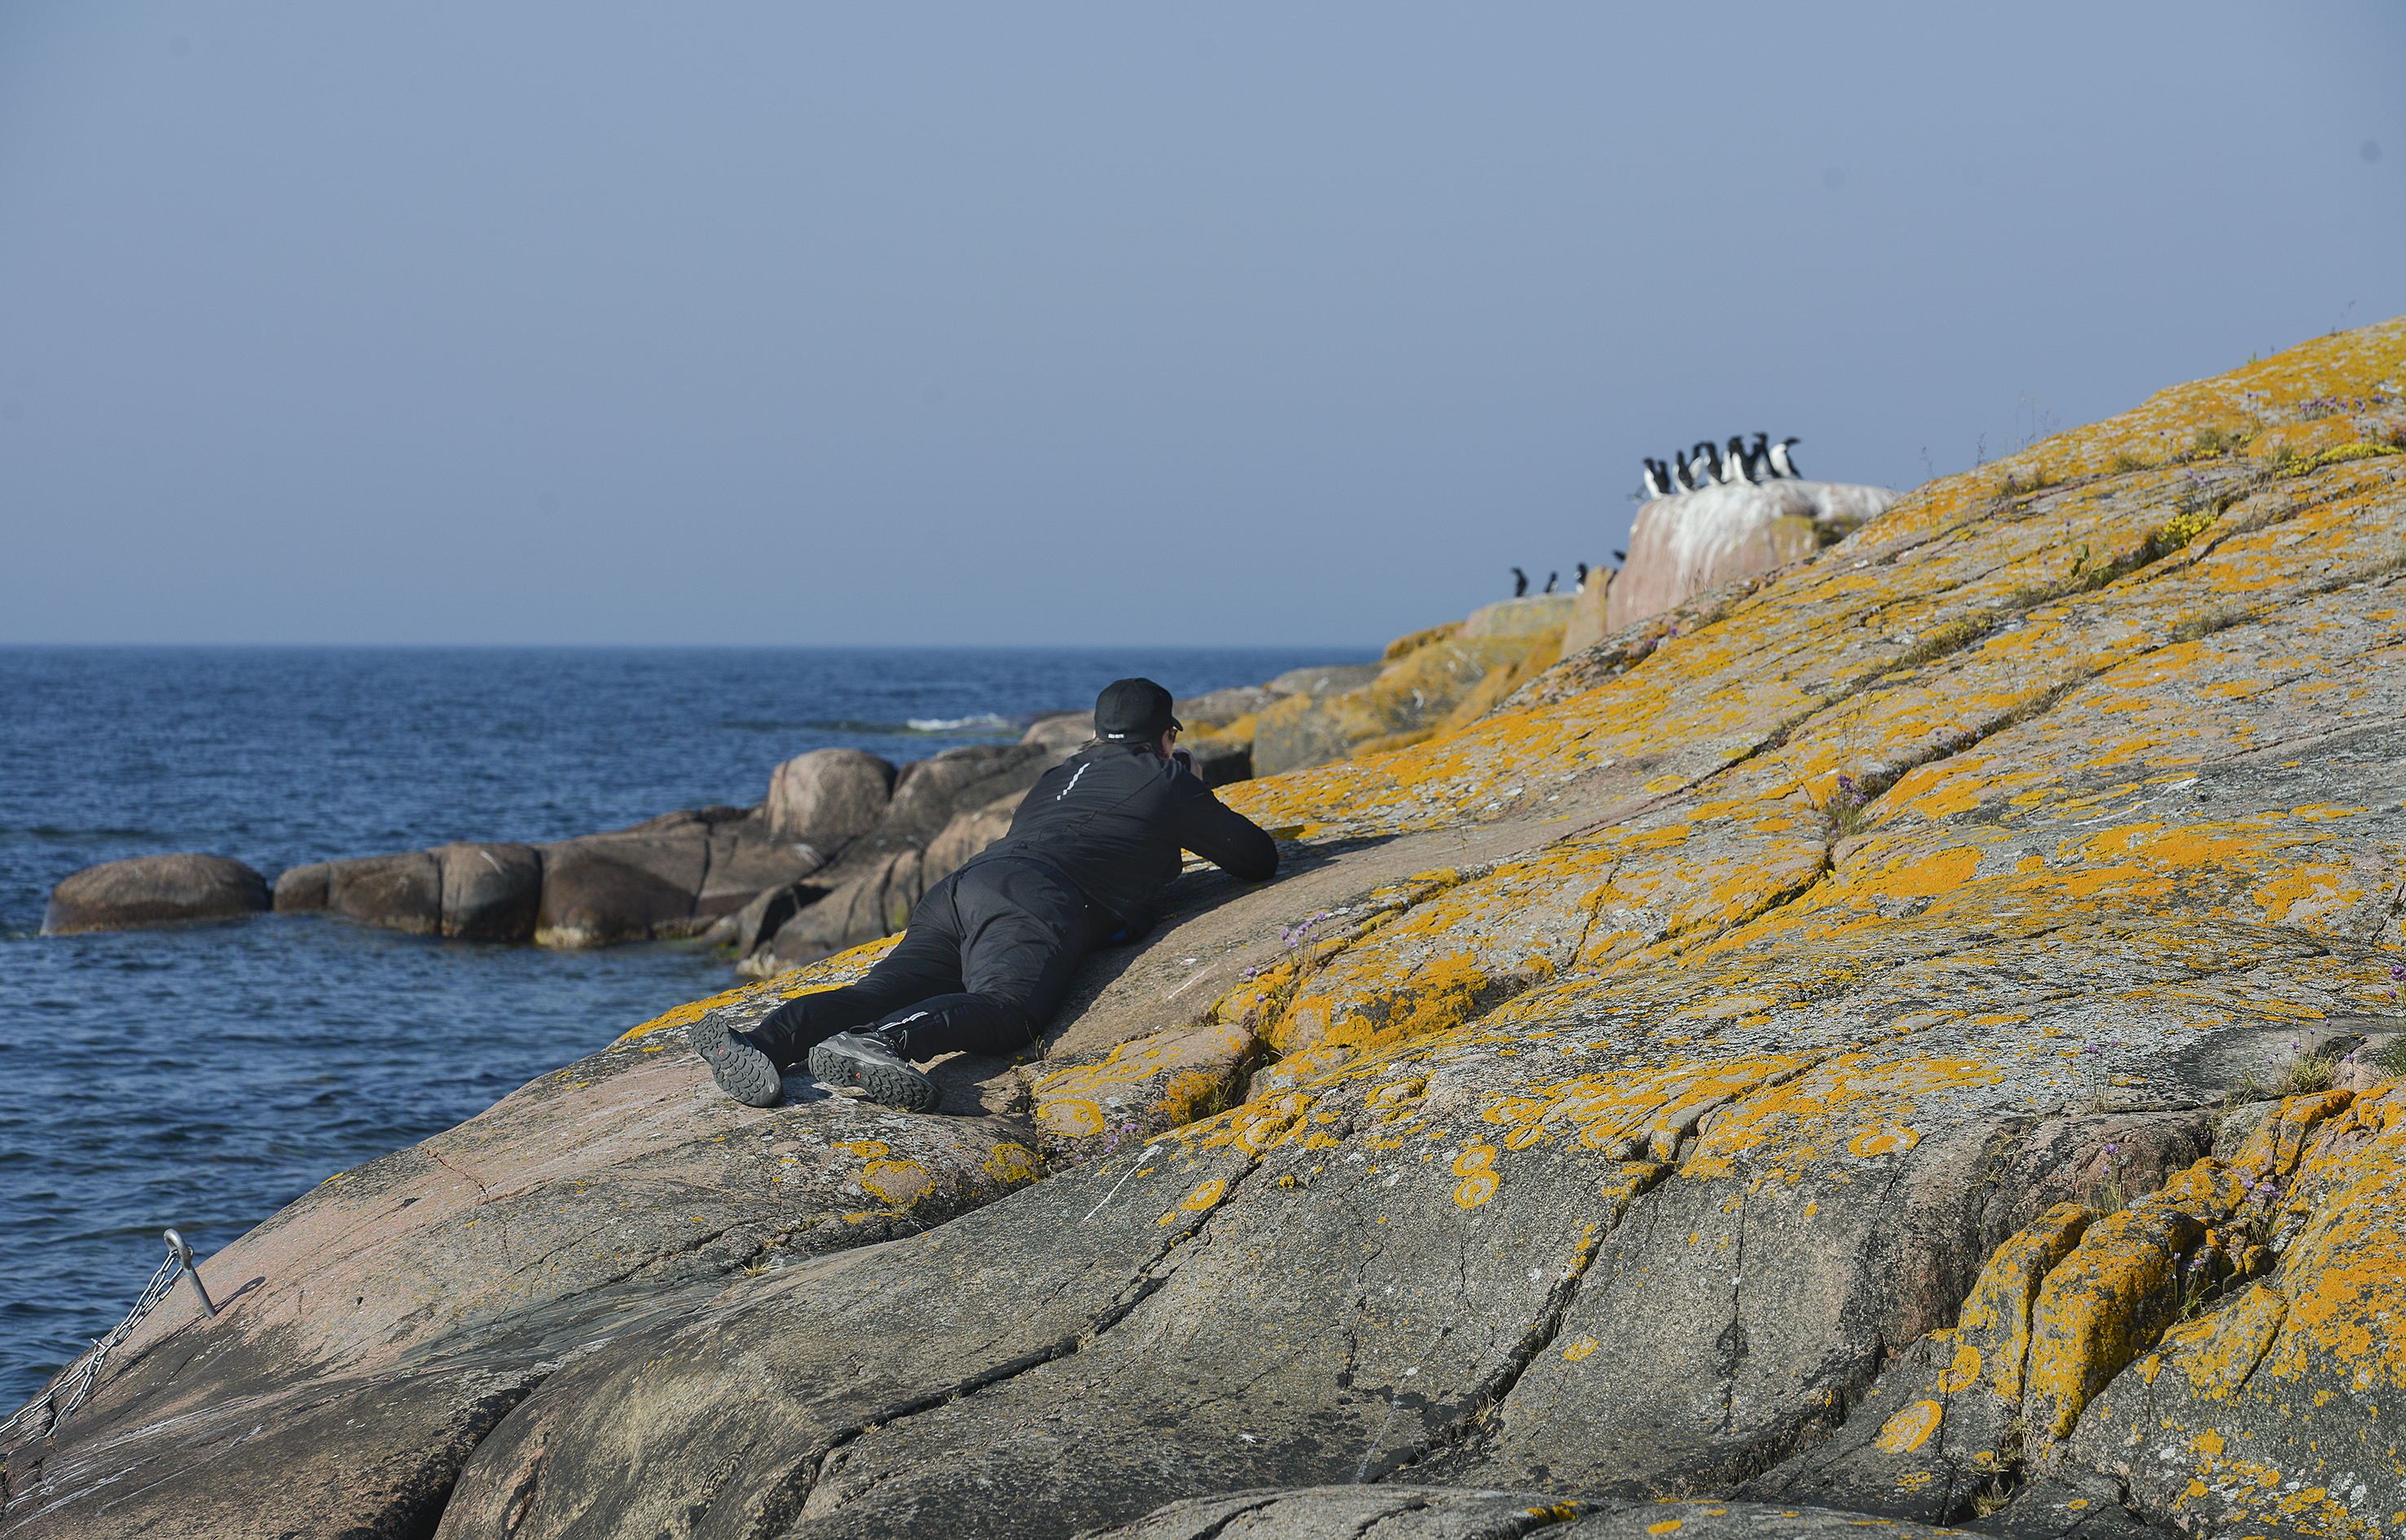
[1814,514,1867,548]
[2087,1141,2131,1216]
[1820,773,1880,840]
[2171,604,2248,643]
[2107,450,2149,473]
[1192,1071,1243,1121]
[2156,503,2219,551]
[2374,1037,2406,1079]
[2281,1053,2337,1094]
[2189,425,2242,458]
[2174,1246,2227,1320]
[1969,1479,2018,1520]
[1894,614,1995,670]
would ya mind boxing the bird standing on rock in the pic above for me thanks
[1543,572,1558,594]
[1576,561,1590,590]
[1643,433,1805,495]
[1512,567,1528,597]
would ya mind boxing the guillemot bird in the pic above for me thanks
[1642,459,1671,499]
[1543,571,1559,593]
[1719,436,1750,485]
[1751,432,1772,476]
[1575,561,1590,589]
[1511,567,1528,597]
[1691,442,1723,488]
[1768,436,1801,479]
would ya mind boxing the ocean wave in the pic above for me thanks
[904,714,1018,733]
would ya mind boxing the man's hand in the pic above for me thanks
[1168,746,1198,775]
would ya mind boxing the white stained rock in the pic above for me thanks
[1606,480,1898,633]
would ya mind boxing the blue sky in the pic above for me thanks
[2,3,2399,647]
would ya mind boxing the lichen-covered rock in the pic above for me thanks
[1459,593,1577,639]
[1089,1493,1987,1540]
[41,851,271,935]
[1253,635,1563,775]
[2058,1082,2406,1538]
[14,320,2406,1538]
[1177,685,1281,728]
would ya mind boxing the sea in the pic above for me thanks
[0,644,1372,1410]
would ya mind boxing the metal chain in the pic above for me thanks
[1,1235,194,1443]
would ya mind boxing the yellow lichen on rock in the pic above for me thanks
[1952,1201,2092,1404]
[2025,1205,2207,1437]
[2062,1079,2406,1537]
[611,932,902,1045]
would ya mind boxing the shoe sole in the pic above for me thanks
[807,1040,942,1113]
[692,1018,783,1107]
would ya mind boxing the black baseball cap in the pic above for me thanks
[1094,677,1181,740]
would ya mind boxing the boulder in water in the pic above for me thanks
[273,850,447,935]
[880,742,1056,846]
[42,852,270,935]
[434,841,543,940]
[764,747,897,853]
[535,826,709,948]
[1019,711,1094,752]
[330,851,443,935]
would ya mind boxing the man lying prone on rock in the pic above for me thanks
[693,677,1282,1111]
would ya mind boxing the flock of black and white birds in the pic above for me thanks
[1508,564,1594,598]
[1640,433,1803,499]
[1498,433,1809,598]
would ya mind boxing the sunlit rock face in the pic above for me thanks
[1608,478,1899,633]
[11,320,2406,1539]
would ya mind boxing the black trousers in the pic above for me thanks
[749,857,1102,1067]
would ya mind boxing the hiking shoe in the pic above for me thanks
[692,1017,782,1107]
[807,1032,941,1113]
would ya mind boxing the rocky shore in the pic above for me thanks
[41,641,1588,975]
[8,319,2406,1539]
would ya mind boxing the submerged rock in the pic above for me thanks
[41,852,271,935]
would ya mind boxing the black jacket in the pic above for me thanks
[962,741,1279,935]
